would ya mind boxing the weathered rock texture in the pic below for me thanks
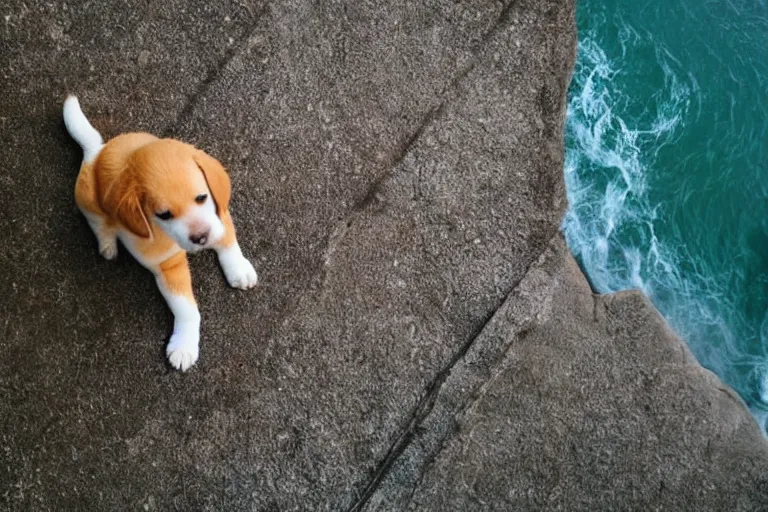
[367,236,768,510]
[1,0,766,510]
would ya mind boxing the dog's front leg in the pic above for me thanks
[155,252,200,371]
[215,210,258,290]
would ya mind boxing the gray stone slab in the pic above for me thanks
[1,0,576,509]
[3,0,766,510]
[390,235,768,511]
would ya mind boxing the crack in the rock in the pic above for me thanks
[161,49,237,138]
[343,2,533,508]
[351,0,519,215]
[161,5,268,138]
[398,319,535,509]
[275,13,496,336]
[347,304,501,512]
[355,101,446,212]
[346,233,558,511]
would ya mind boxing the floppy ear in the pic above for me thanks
[101,175,153,239]
[193,150,231,216]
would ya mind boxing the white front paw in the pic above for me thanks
[166,331,200,371]
[223,257,259,290]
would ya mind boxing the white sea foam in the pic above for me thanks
[562,30,768,434]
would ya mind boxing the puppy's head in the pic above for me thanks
[104,139,231,252]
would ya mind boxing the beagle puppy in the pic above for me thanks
[63,96,258,371]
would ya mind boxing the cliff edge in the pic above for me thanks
[1,0,767,509]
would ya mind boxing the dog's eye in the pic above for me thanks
[155,211,173,220]
[195,194,208,204]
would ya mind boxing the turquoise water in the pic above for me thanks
[563,0,768,433]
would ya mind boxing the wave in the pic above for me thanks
[562,31,768,433]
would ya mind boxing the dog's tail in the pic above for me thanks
[63,95,104,163]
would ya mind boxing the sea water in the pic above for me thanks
[563,0,768,433]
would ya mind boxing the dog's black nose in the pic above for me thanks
[189,231,209,245]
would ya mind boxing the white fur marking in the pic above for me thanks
[217,242,258,289]
[63,96,104,163]
[64,96,104,163]
[157,199,225,253]
[156,279,201,372]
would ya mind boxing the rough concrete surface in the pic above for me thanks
[1,0,767,510]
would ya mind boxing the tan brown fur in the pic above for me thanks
[69,113,257,371]
[74,134,238,263]
[158,251,195,303]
